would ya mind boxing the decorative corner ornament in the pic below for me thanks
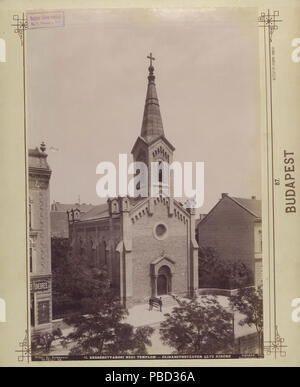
[11,13,28,46]
[15,330,31,362]
[258,10,282,42]
[264,326,287,358]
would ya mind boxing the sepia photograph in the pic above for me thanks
[26,7,263,360]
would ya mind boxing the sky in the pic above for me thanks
[27,7,261,214]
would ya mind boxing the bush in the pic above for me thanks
[198,246,253,289]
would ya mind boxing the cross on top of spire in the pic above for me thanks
[147,52,155,67]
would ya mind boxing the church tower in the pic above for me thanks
[131,53,175,199]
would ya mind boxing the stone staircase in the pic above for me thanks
[160,294,180,308]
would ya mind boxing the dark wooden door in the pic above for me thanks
[157,274,167,295]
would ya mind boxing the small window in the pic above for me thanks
[104,241,107,265]
[153,222,168,240]
[259,230,262,252]
[156,224,166,236]
[158,162,163,183]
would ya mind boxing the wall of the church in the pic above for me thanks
[197,197,258,284]
[71,218,121,289]
[130,198,189,304]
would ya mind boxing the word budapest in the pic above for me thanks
[96,154,204,208]
[105,371,196,384]
[284,150,296,213]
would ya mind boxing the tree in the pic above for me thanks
[223,259,254,289]
[59,248,154,356]
[198,247,226,288]
[230,286,263,355]
[63,287,154,356]
[198,246,253,289]
[159,296,234,354]
[51,237,78,318]
[52,237,110,317]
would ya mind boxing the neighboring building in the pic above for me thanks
[195,214,207,241]
[68,61,199,308]
[29,143,52,333]
[51,201,96,238]
[196,193,262,287]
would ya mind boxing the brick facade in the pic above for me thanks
[131,199,189,304]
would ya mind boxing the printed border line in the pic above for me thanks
[262,14,272,343]
[11,9,285,362]
[258,7,277,357]
[258,9,287,359]
[11,13,31,364]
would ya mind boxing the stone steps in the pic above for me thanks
[159,294,179,308]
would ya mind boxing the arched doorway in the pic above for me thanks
[157,274,167,295]
[157,265,172,296]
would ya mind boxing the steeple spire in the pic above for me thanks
[141,53,164,143]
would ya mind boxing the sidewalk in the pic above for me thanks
[125,303,175,328]
[125,303,177,354]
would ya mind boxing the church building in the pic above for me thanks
[68,56,199,307]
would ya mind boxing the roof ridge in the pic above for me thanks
[228,196,261,217]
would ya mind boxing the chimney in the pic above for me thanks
[221,193,228,198]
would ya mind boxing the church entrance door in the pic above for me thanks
[157,265,172,296]
[157,274,167,295]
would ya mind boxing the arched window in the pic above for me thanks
[158,161,163,183]
[104,241,107,264]
[259,230,262,252]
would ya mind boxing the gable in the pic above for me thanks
[148,135,175,152]
[130,197,189,227]
[230,197,261,218]
[151,255,175,266]
[197,196,258,230]
[151,255,176,276]
[131,135,175,160]
[149,137,175,162]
